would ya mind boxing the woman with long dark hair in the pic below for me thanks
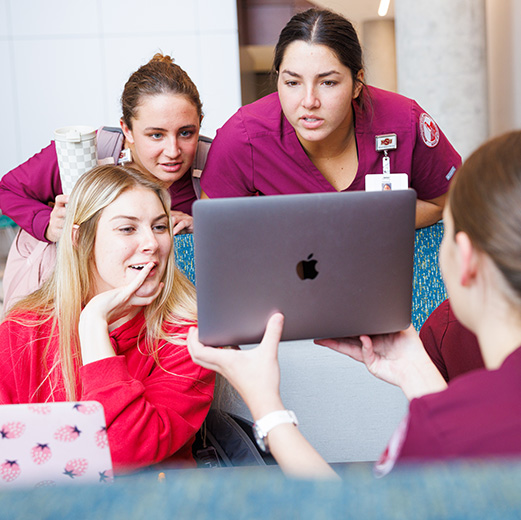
[201,8,460,230]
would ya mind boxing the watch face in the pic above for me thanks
[253,425,267,452]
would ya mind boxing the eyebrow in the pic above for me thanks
[110,213,168,222]
[144,124,198,132]
[280,69,341,79]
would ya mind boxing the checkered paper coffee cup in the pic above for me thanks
[54,125,97,194]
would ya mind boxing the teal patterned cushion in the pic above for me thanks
[175,223,447,333]
[174,234,196,285]
[412,222,447,331]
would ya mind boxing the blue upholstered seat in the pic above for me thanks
[175,222,447,333]
[174,233,196,285]
[412,222,447,331]
[1,461,519,517]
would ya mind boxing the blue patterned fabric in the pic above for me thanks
[175,223,447,332]
[174,234,196,285]
[412,222,447,331]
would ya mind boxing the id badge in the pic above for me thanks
[365,173,409,191]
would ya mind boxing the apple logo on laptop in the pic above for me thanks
[296,254,319,280]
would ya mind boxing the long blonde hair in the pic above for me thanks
[8,165,197,400]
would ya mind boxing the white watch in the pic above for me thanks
[252,410,298,453]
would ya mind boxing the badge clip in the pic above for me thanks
[118,148,132,165]
[375,134,397,152]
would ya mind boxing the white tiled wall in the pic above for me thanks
[0,1,9,36]
[0,0,241,176]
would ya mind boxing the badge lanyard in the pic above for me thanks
[375,134,397,190]
[382,152,390,178]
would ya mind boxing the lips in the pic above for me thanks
[300,115,324,130]
[159,161,183,173]
[129,262,157,276]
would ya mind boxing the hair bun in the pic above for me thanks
[150,52,175,65]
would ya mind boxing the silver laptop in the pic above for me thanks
[193,190,416,346]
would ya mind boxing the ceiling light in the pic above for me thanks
[378,0,391,17]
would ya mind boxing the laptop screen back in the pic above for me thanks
[193,190,416,346]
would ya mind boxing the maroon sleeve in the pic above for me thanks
[79,333,215,471]
[409,103,461,201]
[168,171,197,215]
[200,111,257,198]
[0,143,63,242]
[420,299,452,382]
[420,299,484,382]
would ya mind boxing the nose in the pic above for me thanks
[302,86,320,110]
[164,137,181,159]
[140,228,159,253]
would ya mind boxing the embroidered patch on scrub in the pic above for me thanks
[419,112,440,148]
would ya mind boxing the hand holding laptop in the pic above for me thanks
[188,313,338,480]
[188,312,447,480]
[315,327,448,401]
[188,313,285,419]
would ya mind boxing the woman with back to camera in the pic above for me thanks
[189,131,521,479]
[0,53,210,311]
[0,164,215,471]
[200,8,461,229]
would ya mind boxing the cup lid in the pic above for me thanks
[54,125,96,143]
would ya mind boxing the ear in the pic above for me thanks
[120,119,134,144]
[71,224,80,248]
[455,231,478,287]
[353,70,365,99]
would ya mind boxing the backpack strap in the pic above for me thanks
[192,409,276,468]
[192,135,213,199]
[96,126,124,165]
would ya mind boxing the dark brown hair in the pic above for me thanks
[121,53,203,129]
[450,130,521,299]
[272,8,365,93]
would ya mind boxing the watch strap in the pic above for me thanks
[253,410,298,453]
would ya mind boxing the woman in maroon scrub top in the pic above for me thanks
[200,8,461,229]
[0,54,207,313]
[188,130,521,479]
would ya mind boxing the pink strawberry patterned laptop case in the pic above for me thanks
[0,401,113,489]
